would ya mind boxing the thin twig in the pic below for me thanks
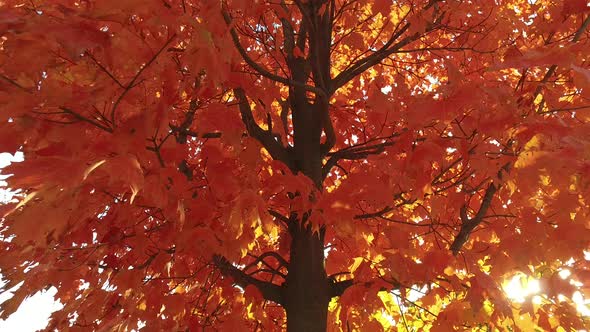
[110,34,177,125]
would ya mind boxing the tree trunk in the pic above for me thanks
[284,221,330,332]
[285,61,332,330]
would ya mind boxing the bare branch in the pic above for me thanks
[245,252,289,271]
[111,34,177,125]
[234,88,295,170]
[323,133,402,179]
[212,255,284,305]
[169,126,224,139]
[175,98,200,144]
[0,74,31,93]
[59,107,113,132]
[85,51,125,88]
[221,6,325,97]
[533,15,590,112]
[330,278,354,297]
[248,268,287,279]
[573,15,590,43]
[268,209,291,226]
[353,194,417,220]
[330,0,444,93]
[449,163,511,254]
[354,205,396,220]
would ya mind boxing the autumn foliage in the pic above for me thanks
[1,0,590,330]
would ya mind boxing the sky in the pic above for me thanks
[0,152,63,332]
[0,285,62,332]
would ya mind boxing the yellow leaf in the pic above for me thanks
[129,184,140,204]
[4,190,38,217]
[177,200,186,229]
[83,159,106,180]
[137,300,147,311]
[349,257,363,272]
[515,134,546,168]
[254,224,263,238]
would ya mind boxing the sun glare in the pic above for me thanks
[502,272,590,317]
[503,274,541,303]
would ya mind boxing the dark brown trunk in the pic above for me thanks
[285,51,331,329]
[284,222,330,332]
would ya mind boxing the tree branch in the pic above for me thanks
[449,163,511,254]
[573,14,590,43]
[212,255,284,305]
[111,34,177,125]
[85,51,125,89]
[322,133,401,178]
[234,88,295,170]
[330,0,444,93]
[247,268,287,279]
[330,278,354,297]
[0,73,32,93]
[533,15,590,112]
[353,193,417,220]
[169,126,224,139]
[174,98,200,144]
[221,6,325,97]
[59,107,113,133]
[268,209,291,226]
[354,205,395,220]
[244,252,289,272]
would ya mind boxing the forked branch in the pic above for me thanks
[234,88,295,170]
[110,34,177,125]
[221,5,325,97]
[330,0,445,93]
[449,163,511,254]
[244,252,289,272]
[323,133,402,179]
[212,255,284,305]
[59,107,113,133]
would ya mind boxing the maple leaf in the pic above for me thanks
[1,0,590,331]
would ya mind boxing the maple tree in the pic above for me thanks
[1,0,590,330]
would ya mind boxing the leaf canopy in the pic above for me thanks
[0,0,589,330]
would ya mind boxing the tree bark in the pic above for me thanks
[282,66,334,328]
[284,221,330,332]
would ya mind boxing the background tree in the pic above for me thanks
[1,0,589,330]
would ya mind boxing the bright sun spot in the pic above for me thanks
[503,274,540,303]
[502,272,590,317]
